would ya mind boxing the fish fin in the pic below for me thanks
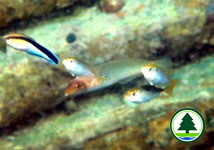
[164,79,178,96]
[148,57,173,76]
[147,61,172,77]
[153,56,173,69]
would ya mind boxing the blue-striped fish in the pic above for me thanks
[3,33,59,65]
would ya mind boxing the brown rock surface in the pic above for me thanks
[0,0,96,29]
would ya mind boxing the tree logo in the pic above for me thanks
[170,108,205,142]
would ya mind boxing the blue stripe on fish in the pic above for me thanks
[7,36,59,65]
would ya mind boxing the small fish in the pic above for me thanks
[63,57,97,77]
[141,64,171,86]
[64,76,101,96]
[64,80,87,96]
[124,85,163,104]
[64,58,159,96]
[124,82,177,104]
[63,57,148,96]
[3,33,59,65]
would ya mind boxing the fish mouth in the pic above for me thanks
[141,66,146,73]
[62,59,71,71]
[123,94,130,101]
[62,59,69,66]
[64,88,80,96]
[64,86,84,96]
[64,80,87,96]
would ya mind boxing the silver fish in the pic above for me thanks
[62,57,97,78]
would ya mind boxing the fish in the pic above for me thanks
[64,57,148,96]
[64,76,102,96]
[94,58,148,85]
[64,80,87,96]
[141,63,178,88]
[3,33,59,65]
[124,82,177,104]
[62,57,97,78]
[141,64,170,86]
[64,57,176,97]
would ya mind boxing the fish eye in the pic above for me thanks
[70,60,73,63]
[148,67,152,71]
[132,92,136,96]
[75,84,80,88]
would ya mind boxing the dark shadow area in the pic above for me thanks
[172,43,214,68]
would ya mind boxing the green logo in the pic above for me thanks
[170,108,205,143]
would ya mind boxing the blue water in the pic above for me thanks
[179,137,196,140]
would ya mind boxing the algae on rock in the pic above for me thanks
[0,0,213,149]
[0,55,213,150]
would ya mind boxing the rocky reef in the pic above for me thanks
[0,0,213,149]
[0,0,98,29]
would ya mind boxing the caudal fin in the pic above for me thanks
[164,79,178,96]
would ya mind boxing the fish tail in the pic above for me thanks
[164,79,178,96]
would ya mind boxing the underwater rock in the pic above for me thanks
[0,55,213,150]
[0,0,211,62]
[0,0,213,149]
[0,62,71,128]
[0,0,212,129]
[99,0,124,13]
[0,0,97,29]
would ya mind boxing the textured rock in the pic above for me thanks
[0,0,213,149]
[0,62,71,128]
[0,0,212,129]
[0,55,213,150]
[0,0,98,29]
